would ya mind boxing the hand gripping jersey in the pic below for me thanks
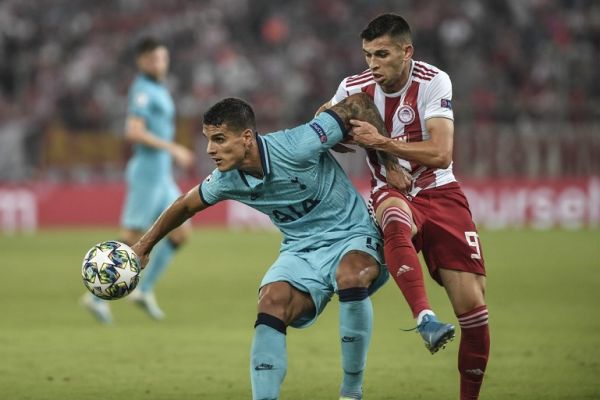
[200,111,381,253]
[331,60,455,198]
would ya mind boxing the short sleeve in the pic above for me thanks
[128,86,152,120]
[269,110,347,165]
[198,171,224,206]
[423,72,454,121]
[330,78,350,106]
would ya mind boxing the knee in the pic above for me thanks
[257,285,293,322]
[454,286,486,316]
[168,228,190,247]
[336,252,379,289]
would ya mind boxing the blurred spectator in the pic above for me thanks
[0,0,598,181]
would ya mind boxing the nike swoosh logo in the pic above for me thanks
[254,363,274,371]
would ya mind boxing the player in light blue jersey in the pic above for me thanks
[81,37,194,323]
[129,94,403,399]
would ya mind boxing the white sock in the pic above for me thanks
[416,309,435,326]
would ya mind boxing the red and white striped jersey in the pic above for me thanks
[330,60,455,198]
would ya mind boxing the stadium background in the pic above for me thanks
[0,1,598,399]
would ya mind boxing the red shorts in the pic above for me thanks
[370,182,486,285]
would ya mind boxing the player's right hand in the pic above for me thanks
[131,243,150,270]
[171,145,195,169]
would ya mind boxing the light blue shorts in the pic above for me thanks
[121,178,181,230]
[260,234,389,329]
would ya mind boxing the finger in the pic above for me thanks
[349,119,362,127]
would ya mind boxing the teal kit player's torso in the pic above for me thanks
[121,74,180,230]
[200,111,380,252]
[126,73,175,181]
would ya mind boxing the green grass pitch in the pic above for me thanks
[0,228,598,399]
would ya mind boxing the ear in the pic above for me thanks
[242,128,254,146]
[404,44,414,61]
[242,128,253,138]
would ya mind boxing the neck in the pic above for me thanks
[142,72,162,82]
[240,139,264,178]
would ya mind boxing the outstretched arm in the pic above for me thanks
[131,185,206,267]
[329,93,412,192]
[315,100,356,154]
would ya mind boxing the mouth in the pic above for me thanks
[211,158,223,166]
[372,73,384,83]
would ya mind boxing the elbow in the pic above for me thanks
[433,153,452,169]
[124,130,138,144]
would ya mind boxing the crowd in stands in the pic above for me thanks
[1,0,598,180]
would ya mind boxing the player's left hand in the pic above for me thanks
[349,119,388,148]
[385,165,413,194]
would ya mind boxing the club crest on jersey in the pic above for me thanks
[309,122,328,143]
[397,105,416,124]
[135,92,149,108]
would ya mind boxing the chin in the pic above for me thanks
[217,164,233,172]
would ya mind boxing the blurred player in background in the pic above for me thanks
[323,14,490,399]
[130,94,396,400]
[81,37,194,323]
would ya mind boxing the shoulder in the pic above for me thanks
[412,61,452,97]
[412,61,450,84]
[129,77,152,99]
[341,69,375,91]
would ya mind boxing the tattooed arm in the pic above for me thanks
[328,93,412,192]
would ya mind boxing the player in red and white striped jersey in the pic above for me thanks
[322,14,490,400]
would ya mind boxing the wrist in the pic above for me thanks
[374,136,391,150]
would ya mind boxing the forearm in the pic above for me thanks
[373,138,450,169]
[125,116,177,153]
[127,129,176,153]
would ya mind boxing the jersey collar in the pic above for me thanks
[237,132,271,188]
[255,133,271,177]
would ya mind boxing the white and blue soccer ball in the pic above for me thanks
[82,240,141,300]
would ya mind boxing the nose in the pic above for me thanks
[206,141,216,155]
[366,56,378,71]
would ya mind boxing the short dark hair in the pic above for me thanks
[135,37,164,56]
[203,98,256,132]
[361,13,412,42]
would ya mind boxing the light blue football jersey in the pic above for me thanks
[126,74,175,181]
[200,111,380,252]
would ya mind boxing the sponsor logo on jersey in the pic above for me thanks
[441,98,452,110]
[309,122,328,143]
[397,105,416,124]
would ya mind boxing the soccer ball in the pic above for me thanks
[82,240,141,300]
